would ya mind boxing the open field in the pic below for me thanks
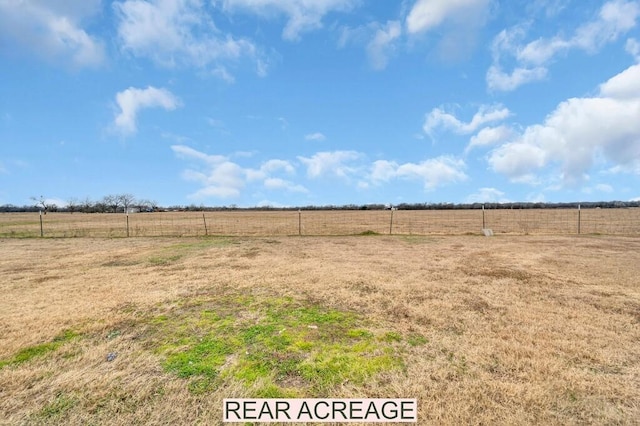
[1,235,639,424]
[1,208,640,238]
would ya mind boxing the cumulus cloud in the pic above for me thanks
[172,145,306,199]
[488,0,640,91]
[174,146,470,201]
[305,132,326,141]
[466,187,510,203]
[486,65,548,92]
[466,125,515,153]
[114,86,181,135]
[0,0,105,67]
[220,0,358,41]
[424,104,511,136]
[488,63,640,184]
[370,156,467,190]
[298,151,362,179]
[264,178,308,193]
[114,0,265,79]
[406,0,490,34]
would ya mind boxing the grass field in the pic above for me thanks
[1,234,639,424]
[1,208,640,238]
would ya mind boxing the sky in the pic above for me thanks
[1,0,639,208]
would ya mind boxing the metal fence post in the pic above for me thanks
[202,213,208,236]
[578,204,581,234]
[389,208,394,235]
[482,204,485,229]
[126,213,130,237]
[39,210,44,237]
[298,210,302,236]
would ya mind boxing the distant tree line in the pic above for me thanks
[0,194,159,214]
[0,197,638,213]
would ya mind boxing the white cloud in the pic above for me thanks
[246,159,296,181]
[173,145,305,199]
[406,0,490,34]
[488,64,640,185]
[627,37,640,60]
[298,151,362,179]
[466,125,515,152]
[405,0,491,61]
[338,19,403,70]
[370,160,399,183]
[370,156,467,190]
[114,86,181,135]
[366,20,402,70]
[172,144,227,165]
[305,132,326,141]
[0,0,105,67]
[220,0,358,41]
[172,145,245,198]
[488,139,548,179]
[488,0,640,91]
[264,178,308,193]
[599,62,640,98]
[595,183,614,193]
[174,147,470,200]
[424,104,511,136]
[114,0,264,78]
[183,163,246,198]
[261,159,295,175]
[486,65,548,92]
[466,187,510,203]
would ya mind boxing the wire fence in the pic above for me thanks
[1,207,640,238]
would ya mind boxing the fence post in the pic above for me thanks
[578,204,581,235]
[126,213,130,237]
[482,204,485,229]
[39,210,44,237]
[202,213,208,236]
[389,208,394,235]
[298,210,302,236]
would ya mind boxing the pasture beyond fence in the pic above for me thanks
[1,207,640,238]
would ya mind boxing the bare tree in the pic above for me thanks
[102,195,121,213]
[81,197,93,213]
[30,195,51,214]
[135,198,156,212]
[117,194,136,213]
[67,197,78,214]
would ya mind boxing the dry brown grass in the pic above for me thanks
[1,235,639,425]
[1,208,639,238]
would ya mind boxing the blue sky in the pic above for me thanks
[1,0,639,208]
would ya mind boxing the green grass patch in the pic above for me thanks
[151,295,413,397]
[147,237,231,265]
[407,333,428,346]
[381,331,403,342]
[0,330,79,369]
[148,254,183,265]
[399,235,438,244]
[36,393,79,420]
[357,230,380,236]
